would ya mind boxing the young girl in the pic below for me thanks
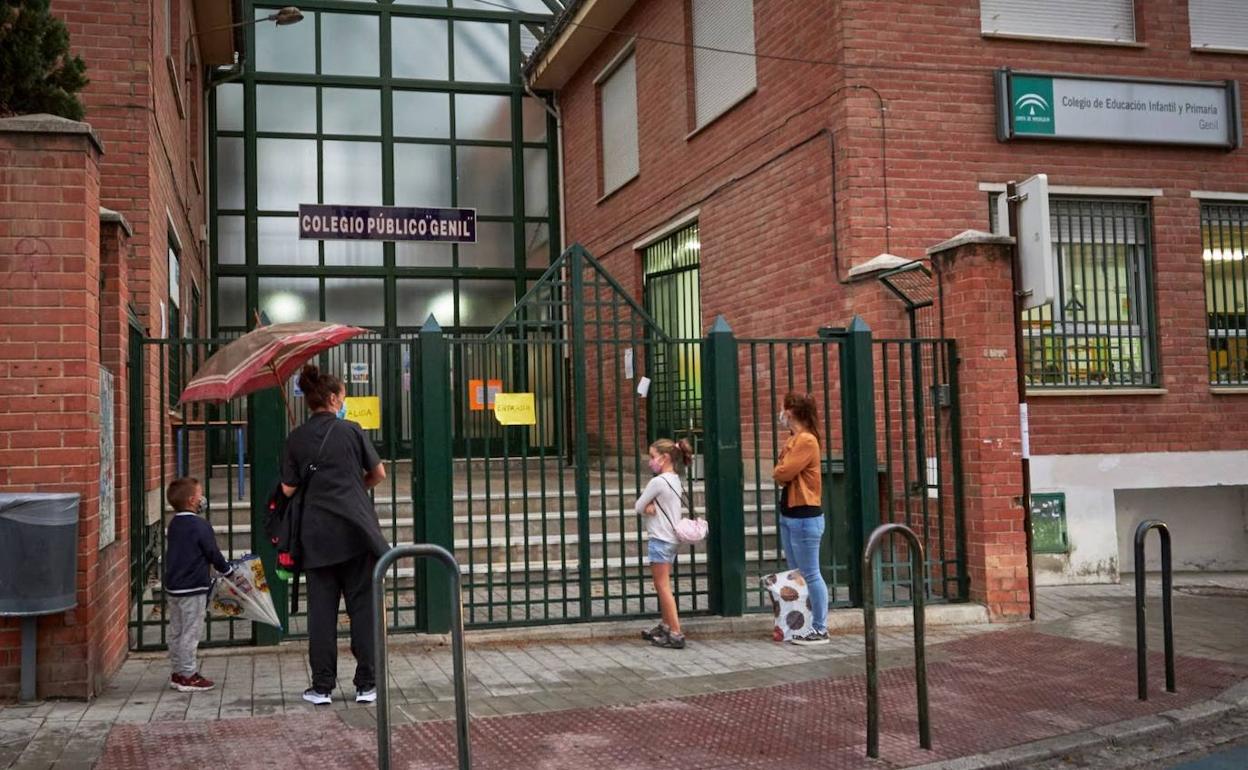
[635,438,693,649]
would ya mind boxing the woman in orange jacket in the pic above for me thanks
[772,392,829,645]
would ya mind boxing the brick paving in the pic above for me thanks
[94,632,1243,770]
[2,576,1246,769]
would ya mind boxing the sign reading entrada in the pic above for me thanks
[298,204,477,243]
[995,70,1242,149]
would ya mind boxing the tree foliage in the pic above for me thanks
[0,0,89,121]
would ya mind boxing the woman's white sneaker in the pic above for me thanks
[789,630,831,646]
[302,687,333,705]
[356,688,377,704]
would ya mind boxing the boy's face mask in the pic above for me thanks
[196,496,208,516]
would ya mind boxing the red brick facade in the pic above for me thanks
[538,0,1248,616]
[0,0,212,699]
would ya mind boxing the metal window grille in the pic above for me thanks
[1202,202,1248,385]
[643,223,702,441]
[1023,198,1157,389]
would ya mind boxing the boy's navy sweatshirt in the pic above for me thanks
[164,512,232,595]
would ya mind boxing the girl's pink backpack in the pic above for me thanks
[657,477,708,545]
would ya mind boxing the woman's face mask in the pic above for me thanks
[335,394,347,420]
[778,410,791,429]
[648,456,664,475]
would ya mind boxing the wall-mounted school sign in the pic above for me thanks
[995,70,1242,150]
[298,204,477,242]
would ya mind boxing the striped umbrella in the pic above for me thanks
[178,321,368,419]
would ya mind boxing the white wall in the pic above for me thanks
[1030,451,1248,585]
[1116,486,1248,573]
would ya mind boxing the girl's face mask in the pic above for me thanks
[778,410,791,429]
[648,456,664,475]
[335,395,347,420]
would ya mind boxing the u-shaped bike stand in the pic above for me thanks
[862,523,932,759]
[1134,520,1175,701]
[373,545,471,770]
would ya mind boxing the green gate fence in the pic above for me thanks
[130,245,966,650]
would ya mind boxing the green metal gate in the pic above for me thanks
[446,246,709,625]
[129,245,967,649]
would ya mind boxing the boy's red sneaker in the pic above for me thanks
[169,674,186,690]
[173,673,215,692]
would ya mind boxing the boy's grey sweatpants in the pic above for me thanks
[167,594,208,676]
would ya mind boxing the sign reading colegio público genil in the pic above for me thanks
[995,69,1242,150]
[299,204,477,242]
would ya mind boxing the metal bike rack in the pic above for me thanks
[373,545,471,770]
[1134,520,1175,701]
[863,523,932,759]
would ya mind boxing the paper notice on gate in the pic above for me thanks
[624,349,634,379]
[345,396,381,430]
[637,376,651,398]
[493,393,537,426]
[1019,403,1031,459]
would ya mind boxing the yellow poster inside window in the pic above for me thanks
[345,396,381,430]
[493,393,537,426]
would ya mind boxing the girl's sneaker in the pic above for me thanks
[789,630,830,646]
[641,623,669,641]
[651,632,686,650]
[302,687,333,705]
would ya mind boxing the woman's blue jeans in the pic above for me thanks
[779,514,828,632]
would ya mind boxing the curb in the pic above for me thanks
[908,684,1246,770]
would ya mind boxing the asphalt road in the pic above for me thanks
[1022,707,1248,770]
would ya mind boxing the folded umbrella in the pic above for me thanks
[210,554,283,629]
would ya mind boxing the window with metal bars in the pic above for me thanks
[1202,202,1248,386]
[1021,197,1158,388]
[643,222,702,441]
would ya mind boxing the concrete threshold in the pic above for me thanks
[132,602,990,660]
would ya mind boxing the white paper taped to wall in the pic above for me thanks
[637,376,651,397]
[624,349,634,380]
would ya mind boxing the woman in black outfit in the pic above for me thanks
[281,364,389,705]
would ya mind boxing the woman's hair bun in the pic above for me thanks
[297,364,320,394]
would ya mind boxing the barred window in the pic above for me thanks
[1202,203,1248,386]
[1022,198,1157,388]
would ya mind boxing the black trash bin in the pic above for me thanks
[0,492,80,701]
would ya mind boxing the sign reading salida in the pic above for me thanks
[299,204,477,243]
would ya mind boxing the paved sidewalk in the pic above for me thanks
[2,575,1246,769]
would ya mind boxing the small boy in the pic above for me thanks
[163,477,233,693]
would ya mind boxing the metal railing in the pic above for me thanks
[863,523,931,759]
[1133,520,1175,701]
[373,545,471,770]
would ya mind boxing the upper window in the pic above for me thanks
[1201,202,1248,386]
[980,0,1135,43]
[1012,197,1158,389]
[690,0,757,129]
[1189,0,1248,52]
[598,48,639,196]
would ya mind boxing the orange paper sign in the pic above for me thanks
[468,379,503,411]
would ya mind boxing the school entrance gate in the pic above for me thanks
[129,246,966,649]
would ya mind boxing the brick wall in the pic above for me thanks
[0,122,131,697]
[929,235,1030,617]
[552,0,1248,464]
[55,0,212,528]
